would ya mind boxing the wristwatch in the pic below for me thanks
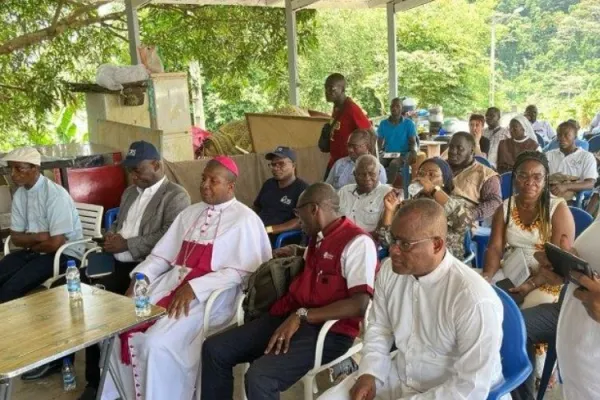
[296,308,309,322]
[266,226,274,234]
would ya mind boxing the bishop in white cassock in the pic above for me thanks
[319,198,505,400]
[101,156,272,400]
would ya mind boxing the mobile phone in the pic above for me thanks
[544,242,593,285]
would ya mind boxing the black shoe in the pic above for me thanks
[78,386,98,400]
[21,362,62,381]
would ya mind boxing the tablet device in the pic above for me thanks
[85,252,115,279]
[544,242,592,285]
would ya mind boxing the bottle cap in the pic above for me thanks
[67,260,76,268]
[135,273,145,281]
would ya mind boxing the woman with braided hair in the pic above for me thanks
[483,151,575,398]
[483,151,575,308]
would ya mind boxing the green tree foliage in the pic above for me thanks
[495,0,600,125]
[1,0,600,150]
[299,0,495,118]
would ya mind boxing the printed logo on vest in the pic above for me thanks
[323,252,334,260]
[280,196,292,205]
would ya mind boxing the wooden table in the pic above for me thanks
[0,284,165,400]
[419,140,442,158]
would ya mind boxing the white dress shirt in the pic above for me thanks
[114,177,166,262]
[546,148,598,180]
[338,183,392,233]
[556,218,600,400]
[356,253,504,399]
[532,120,556,143]
[483,126,510,167]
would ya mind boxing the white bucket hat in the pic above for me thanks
[0,147,42,167]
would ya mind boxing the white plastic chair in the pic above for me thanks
[3,202,103,288]
[236,294,370,400]
[194,287,245,400]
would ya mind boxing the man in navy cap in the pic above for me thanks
[253,146,309,246]
[75,141,191,400]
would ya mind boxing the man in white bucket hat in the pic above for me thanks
[0,147,83,303]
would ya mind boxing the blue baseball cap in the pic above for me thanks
[121,141,161,168]
[265,146,296,162]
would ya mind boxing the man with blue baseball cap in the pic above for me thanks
[75,141,191,400]
[254,146,308,246]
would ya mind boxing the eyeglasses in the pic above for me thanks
[389,237,434,252]
[516,172,545,184]
[416,170,442,179]
[268,161,290,170]
[347,142,367,151]
[293,202,318,216]
[354,171,378,179]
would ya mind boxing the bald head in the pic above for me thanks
[298,182,340,214]
[393,198,447,239]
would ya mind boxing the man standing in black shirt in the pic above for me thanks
[254,146,309,246]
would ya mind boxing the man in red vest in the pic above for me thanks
[201,182,378,400]
[325,73,372,173]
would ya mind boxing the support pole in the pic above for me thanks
[285,0,300,106]
[125,0,141,65]
[387,2,398,102]
[489,20,496,107]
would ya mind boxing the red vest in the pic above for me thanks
[270,217,376,338]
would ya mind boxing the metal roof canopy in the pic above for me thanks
[125,0,435,105]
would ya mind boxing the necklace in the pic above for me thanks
[511,201,540,233]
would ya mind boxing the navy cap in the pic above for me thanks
[121,141,161,167]
[265,146,296,162]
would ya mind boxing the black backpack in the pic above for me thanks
[242,256,305,323]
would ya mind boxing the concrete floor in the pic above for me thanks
[11,350,564,400]
[10,349,329,400]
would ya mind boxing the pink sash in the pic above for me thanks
[119,241,213,365]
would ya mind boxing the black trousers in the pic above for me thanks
[201,314,354,400]
[0,250,75,303]
[511,302,561,400]
[84,259,138,388]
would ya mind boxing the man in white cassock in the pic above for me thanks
[318,198,505,400]
[101,156,272,400]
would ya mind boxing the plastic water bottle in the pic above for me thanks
[408,182,424,199]
[62,358,76,391]
[66,260,82,300]
[134,273,151,317]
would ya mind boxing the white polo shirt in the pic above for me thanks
[532,120,556,143]
[339,183,392,233]
[546,148,598,181]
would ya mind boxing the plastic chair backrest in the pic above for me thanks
[104,207,120,232]
[544,138,589,152]
[274,229,303,249]
[475,156,493,169]
[500,172,513,200]
[536,133,545,148]
[569,206,593,238]
[588,135,600,153]
[492,286,531,382]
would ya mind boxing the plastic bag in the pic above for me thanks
[138,45,164,74]
[96,64,149,91]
